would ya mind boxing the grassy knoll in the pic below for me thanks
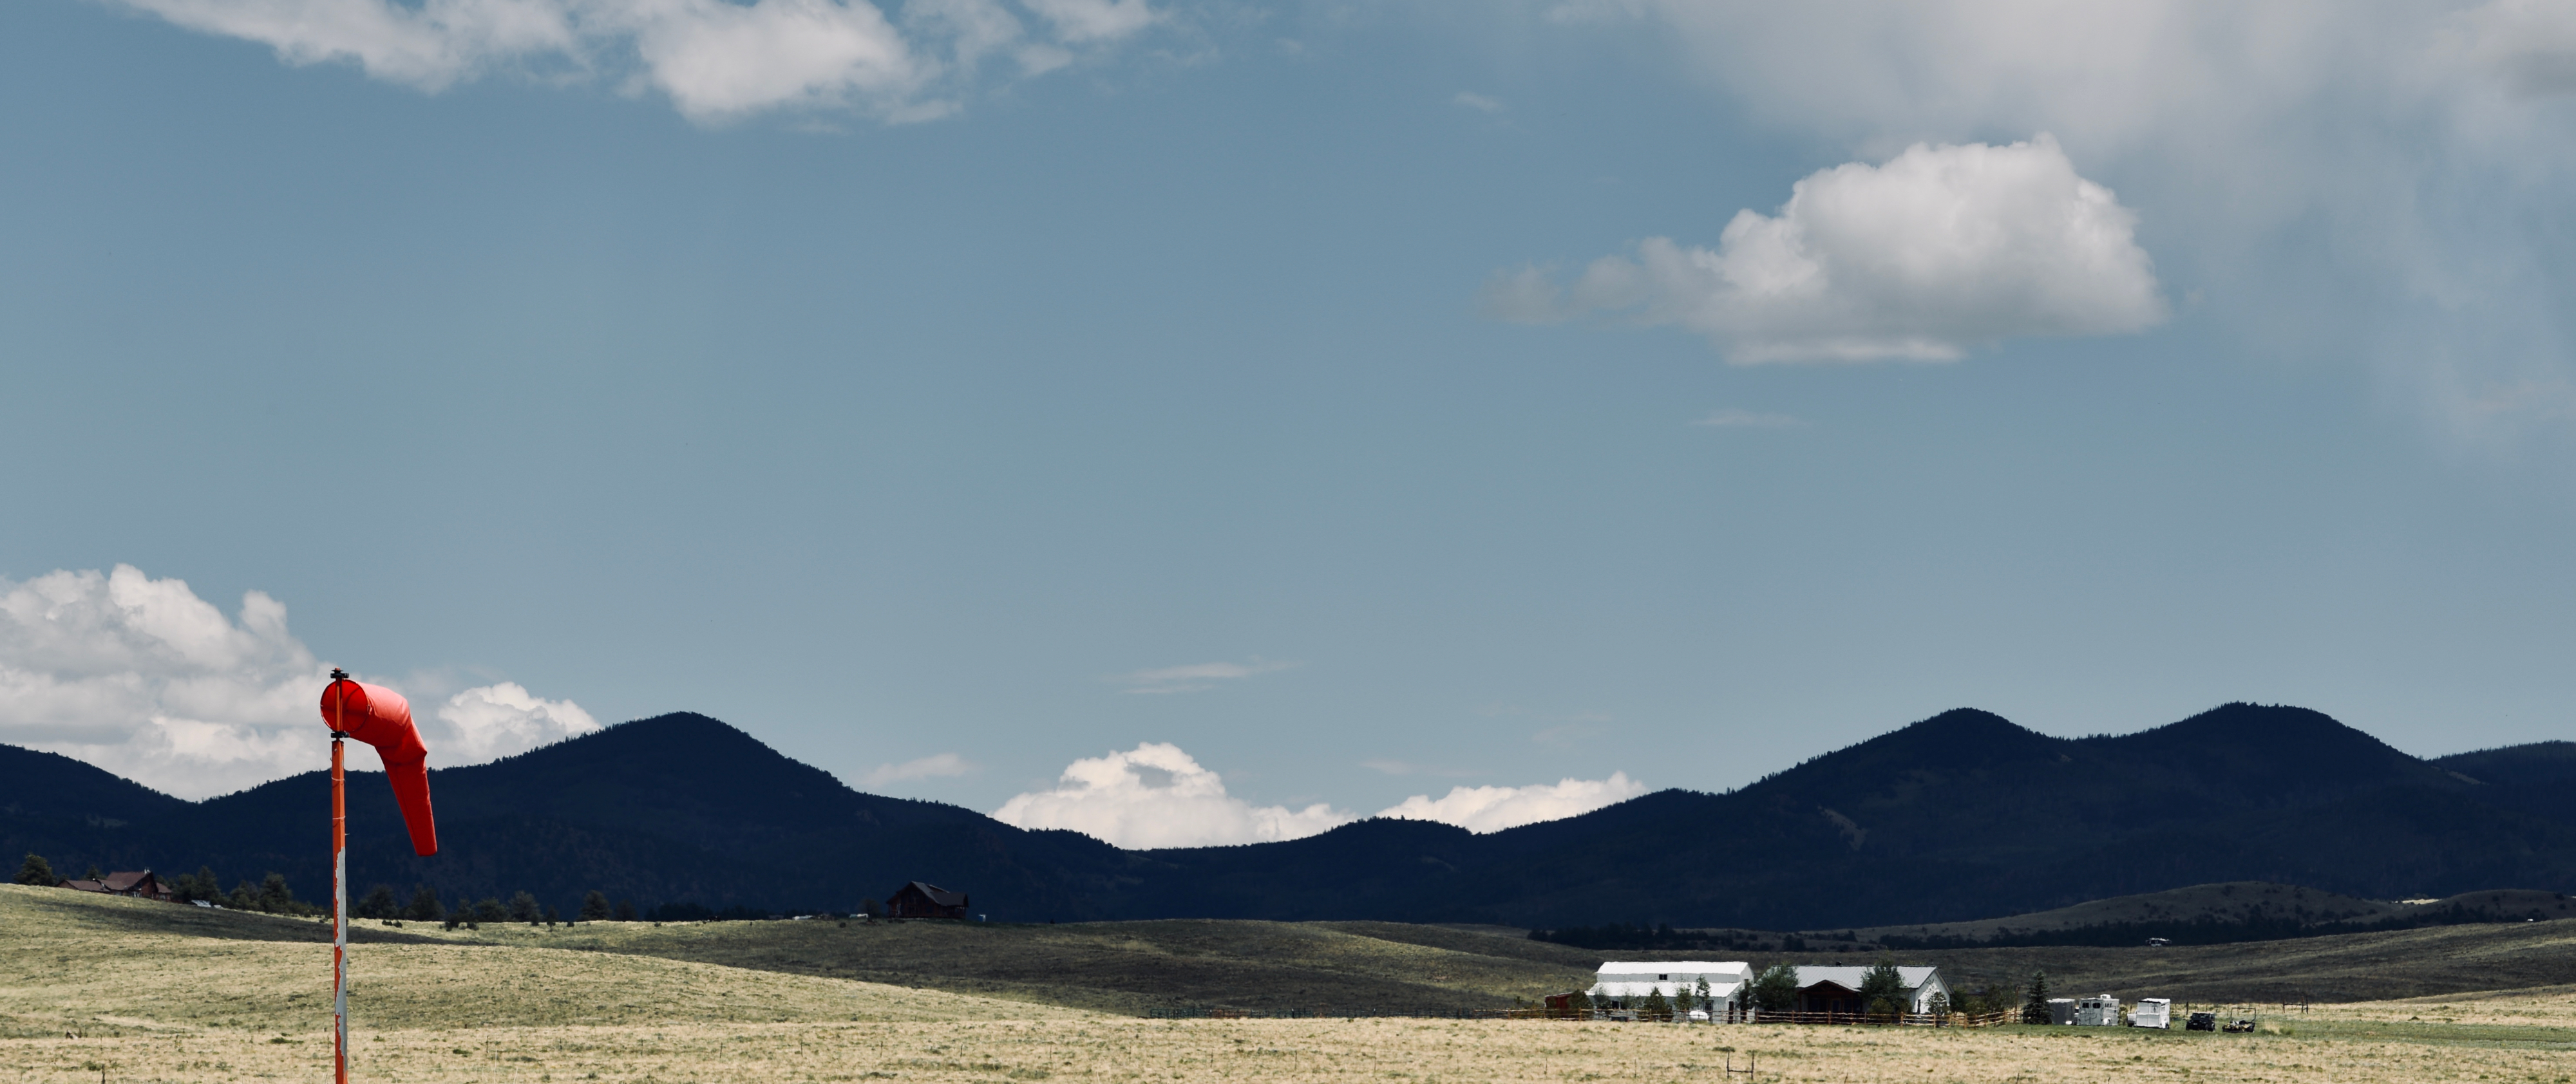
[0,884,1083,1042]
[1767,918,2576,1004]
[462,912,1600,1014]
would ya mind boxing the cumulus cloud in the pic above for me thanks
[1539,0,2576,436]
[992,740,1645,848]
[0,564,595,799]
[429,681,600,767]
[1111,658,1298,695]
[859,751,976,787]
[1374,772,1649,834]
[104,0,1159,122]
[991,742,1352,848]
[1492,136,2166,362]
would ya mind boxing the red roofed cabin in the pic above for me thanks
[884,881,969,920]
[61,871,173,902]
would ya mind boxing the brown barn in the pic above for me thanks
[883,881,969,919]
[61,871,171,901]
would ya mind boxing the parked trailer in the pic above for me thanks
[2130,998,2171,1029]
[2047,998,2078,1025]
[2075,995,2122,1026]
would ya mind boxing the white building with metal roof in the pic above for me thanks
[1588,961,1752,1017]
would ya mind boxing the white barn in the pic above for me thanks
[1589,961,1751,1018]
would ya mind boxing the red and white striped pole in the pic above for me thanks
[330,668,350,1084]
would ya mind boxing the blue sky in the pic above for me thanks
[5,1,2575,845]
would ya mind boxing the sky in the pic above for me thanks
[5,0,2576,847]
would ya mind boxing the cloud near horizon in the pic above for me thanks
[1486,135,2166,362]
[102,0,1159,122]
[990,741,1644,848]
[0,565,598,799]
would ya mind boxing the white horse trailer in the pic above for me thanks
[2130,998,2172,1029]
[2076,995,2122,1026]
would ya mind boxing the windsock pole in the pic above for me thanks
[330,668,350,1084]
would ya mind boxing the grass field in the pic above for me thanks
[15,884,2576,1083]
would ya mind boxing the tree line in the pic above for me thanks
[17,852,653,928]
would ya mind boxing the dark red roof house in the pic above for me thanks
[100,870,171,901]
[883,881,969,920]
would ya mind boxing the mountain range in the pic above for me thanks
[6,703,2575,931]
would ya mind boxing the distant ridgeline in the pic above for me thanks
[8,704,2576,930]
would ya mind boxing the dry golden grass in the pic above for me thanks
[15,884,2576,1084]
[17,1009,2576,1084]
[0,884,1086,1042]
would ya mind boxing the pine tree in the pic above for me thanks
[473,897,508,924]
[406,885,444,922]
[258,872,301,913]
[581,890,612,921]
[614,899,638,922]
[1693,978,1713,1020]
[14,854,53,886]
[85,864,103,881]
[2022,971,2052,1024]
[357,884,398,920]
[1640,989,1672,1022]
[507,891,540,923]
[543,904,561,928]
[1859,959,1908,1017]
[1750,963,1800,1013]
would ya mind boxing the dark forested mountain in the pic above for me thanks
[8,704,2576,930]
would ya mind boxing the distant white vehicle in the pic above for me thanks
[191,900,213,908]
[2130,998,2172,1029]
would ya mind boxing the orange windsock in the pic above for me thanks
[320,679,438,856]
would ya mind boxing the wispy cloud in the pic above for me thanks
[859,751,976,789]
[1110,658,1299,695]
[1453,91,1503,113]
[99,0,1164,123]
[1692,407,1806,429]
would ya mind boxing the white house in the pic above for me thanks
[1786,966,1949,1014]
[1589,961,1751,1017]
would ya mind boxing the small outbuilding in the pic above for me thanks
[884,881,969,920]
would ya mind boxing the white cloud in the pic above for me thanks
[0,564,594,799]
[990,741,1354,848]
[1492,135,2166,362]
[1537,0,2576,436]
[430,681,601,767]
[1454,91,1504,113]
[859,751,976,788]
[1374,772,1649,834]
[1111,657,1298,695]
[1692,407,1804,428]
[993,740,1648,847]
[104,0,1160,122]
